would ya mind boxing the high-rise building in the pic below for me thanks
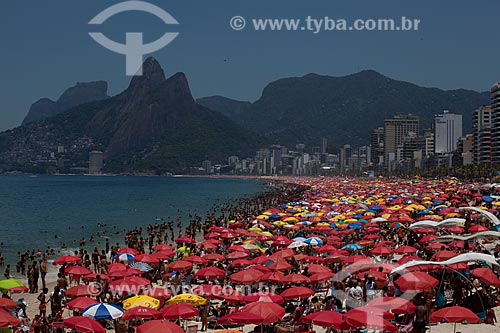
[491,83,500,164]
[88,150,103,174]
[384,114,419,169]
[472,105,492,164]
[434,111,462,154]
[370,127,384,166]
[320,138,328,154]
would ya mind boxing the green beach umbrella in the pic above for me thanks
[0,279,26,293]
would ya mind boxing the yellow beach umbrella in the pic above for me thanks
[123,295,161,310]
[283,217,299,223]
[256,215,269,220]
[166,294,207,306]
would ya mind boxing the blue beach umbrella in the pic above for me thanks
[83,303,124,320]
[341,244,363,251]
[348,223,362,230]
[304,237,323,246]
[117,253,134,262]
[482,195,494,203]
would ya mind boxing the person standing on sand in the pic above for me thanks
[39,260,47,290]
[3,264,10,279]
[37,288,48,317]
[32,262,39,293]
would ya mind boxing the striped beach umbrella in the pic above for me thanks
[82,303,124,320]
[130,262,153,272]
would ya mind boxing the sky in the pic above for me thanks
[0,0,499,131]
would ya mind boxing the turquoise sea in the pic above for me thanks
[0,175,265,266]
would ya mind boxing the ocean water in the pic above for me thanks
[0,175,265,266]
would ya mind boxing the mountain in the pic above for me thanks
[198,70,490,148]
[1,58,259,173]
[22,81,109,125]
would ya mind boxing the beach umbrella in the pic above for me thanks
[468,225,489,233]
[430,306,480,324]
[306,264,331,274]
[367,297,416,314]
[81,272,111,282]
[261,271,285,284]
[240,302,285,325]
[64,265,92,276]
[244,292,284,304]
[184,256,209,265]
[63,316,105,333]
[136,320,185,333]
[217,312,265,325]
[117,253,135,262]
[287,240,307,249]
[66,297,99,312]
[370,246,394,256]
[108,268,142,278]
[433,250,458,262]
[267,260,292,271]
[304,237,323,246]
[282,274,310,285]
[341,243,363,251]
[175,237,196,244]
[134,254,160,265]
[168,260,193,272]
[301,311,344,329]
[203,253,225,262]
[123,295,160,310]
[107,263,128,273]
[66,285,99,298]
[151,251,175,260]
[471,268,500,287]
[271,249,295,260]
[130,262,154,272]
[309,272,335,283]
[122,306,162,321]
[108,276,151,294]
[153,244,174,252]
[280,287,315,300]
[143,287,172,300]
[228,245,250,253]
[394,245,417,255]
[220,290,245,304]
[192,285,226,299]
[394,272,438,292]
[53,255,82,265]
[226,251,250,260]
[230,268,263,284]
[161,303,199,320]
[194,267,226,280]
[345,311,397,332]
[0,279,26,294]
[82,303,124,320]
[117,248,140,256]
[0,299,18,310]
[230,259,253,268]
[166,294,207,306]
[0,309,20,328]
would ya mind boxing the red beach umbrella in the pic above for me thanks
[203,253,225,262]
[143,288,172,300]
[117,248,140,256]
[64,316,105,333]
[230,269,264,284]
[267,260,292,272]
[0,299,18,310]
[217,312,265,325]
[394,246,417,255]
[194,267,225,280]
[108,276,151,294]
[153,244,174,252]
[370,246,394,256]
[161,304,199,320]
[240,302,285,325]
[433,250,458,262]
[136,320,185,333]
[175,237,196,244]
[123,306,162,321]
[66,285,99,299]
[282,274,310,285]
[192,285,226,299]
[184,256,209,265]
[306,264,331,274]
[345,310,397,332]
[430,306,480,324]
[394,272,438,292]
[471,268,500,287]
[309,272,335,283]
[244,292,284,304]
[135,254,161,265]
[228,245,250,253]
[468,225,489,233]
[280,286,315,300]
[302,311,344,329]
[82,274,111,283]
[225,251,250,260]
[53,255,82,265]
[107,263,128,273]
[367,297,416,314]
[66,297,99,312]
[261,271,285,284]
[64,266,92,276]
[168,260,193,272]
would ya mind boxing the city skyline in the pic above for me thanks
[1,0,500,131]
